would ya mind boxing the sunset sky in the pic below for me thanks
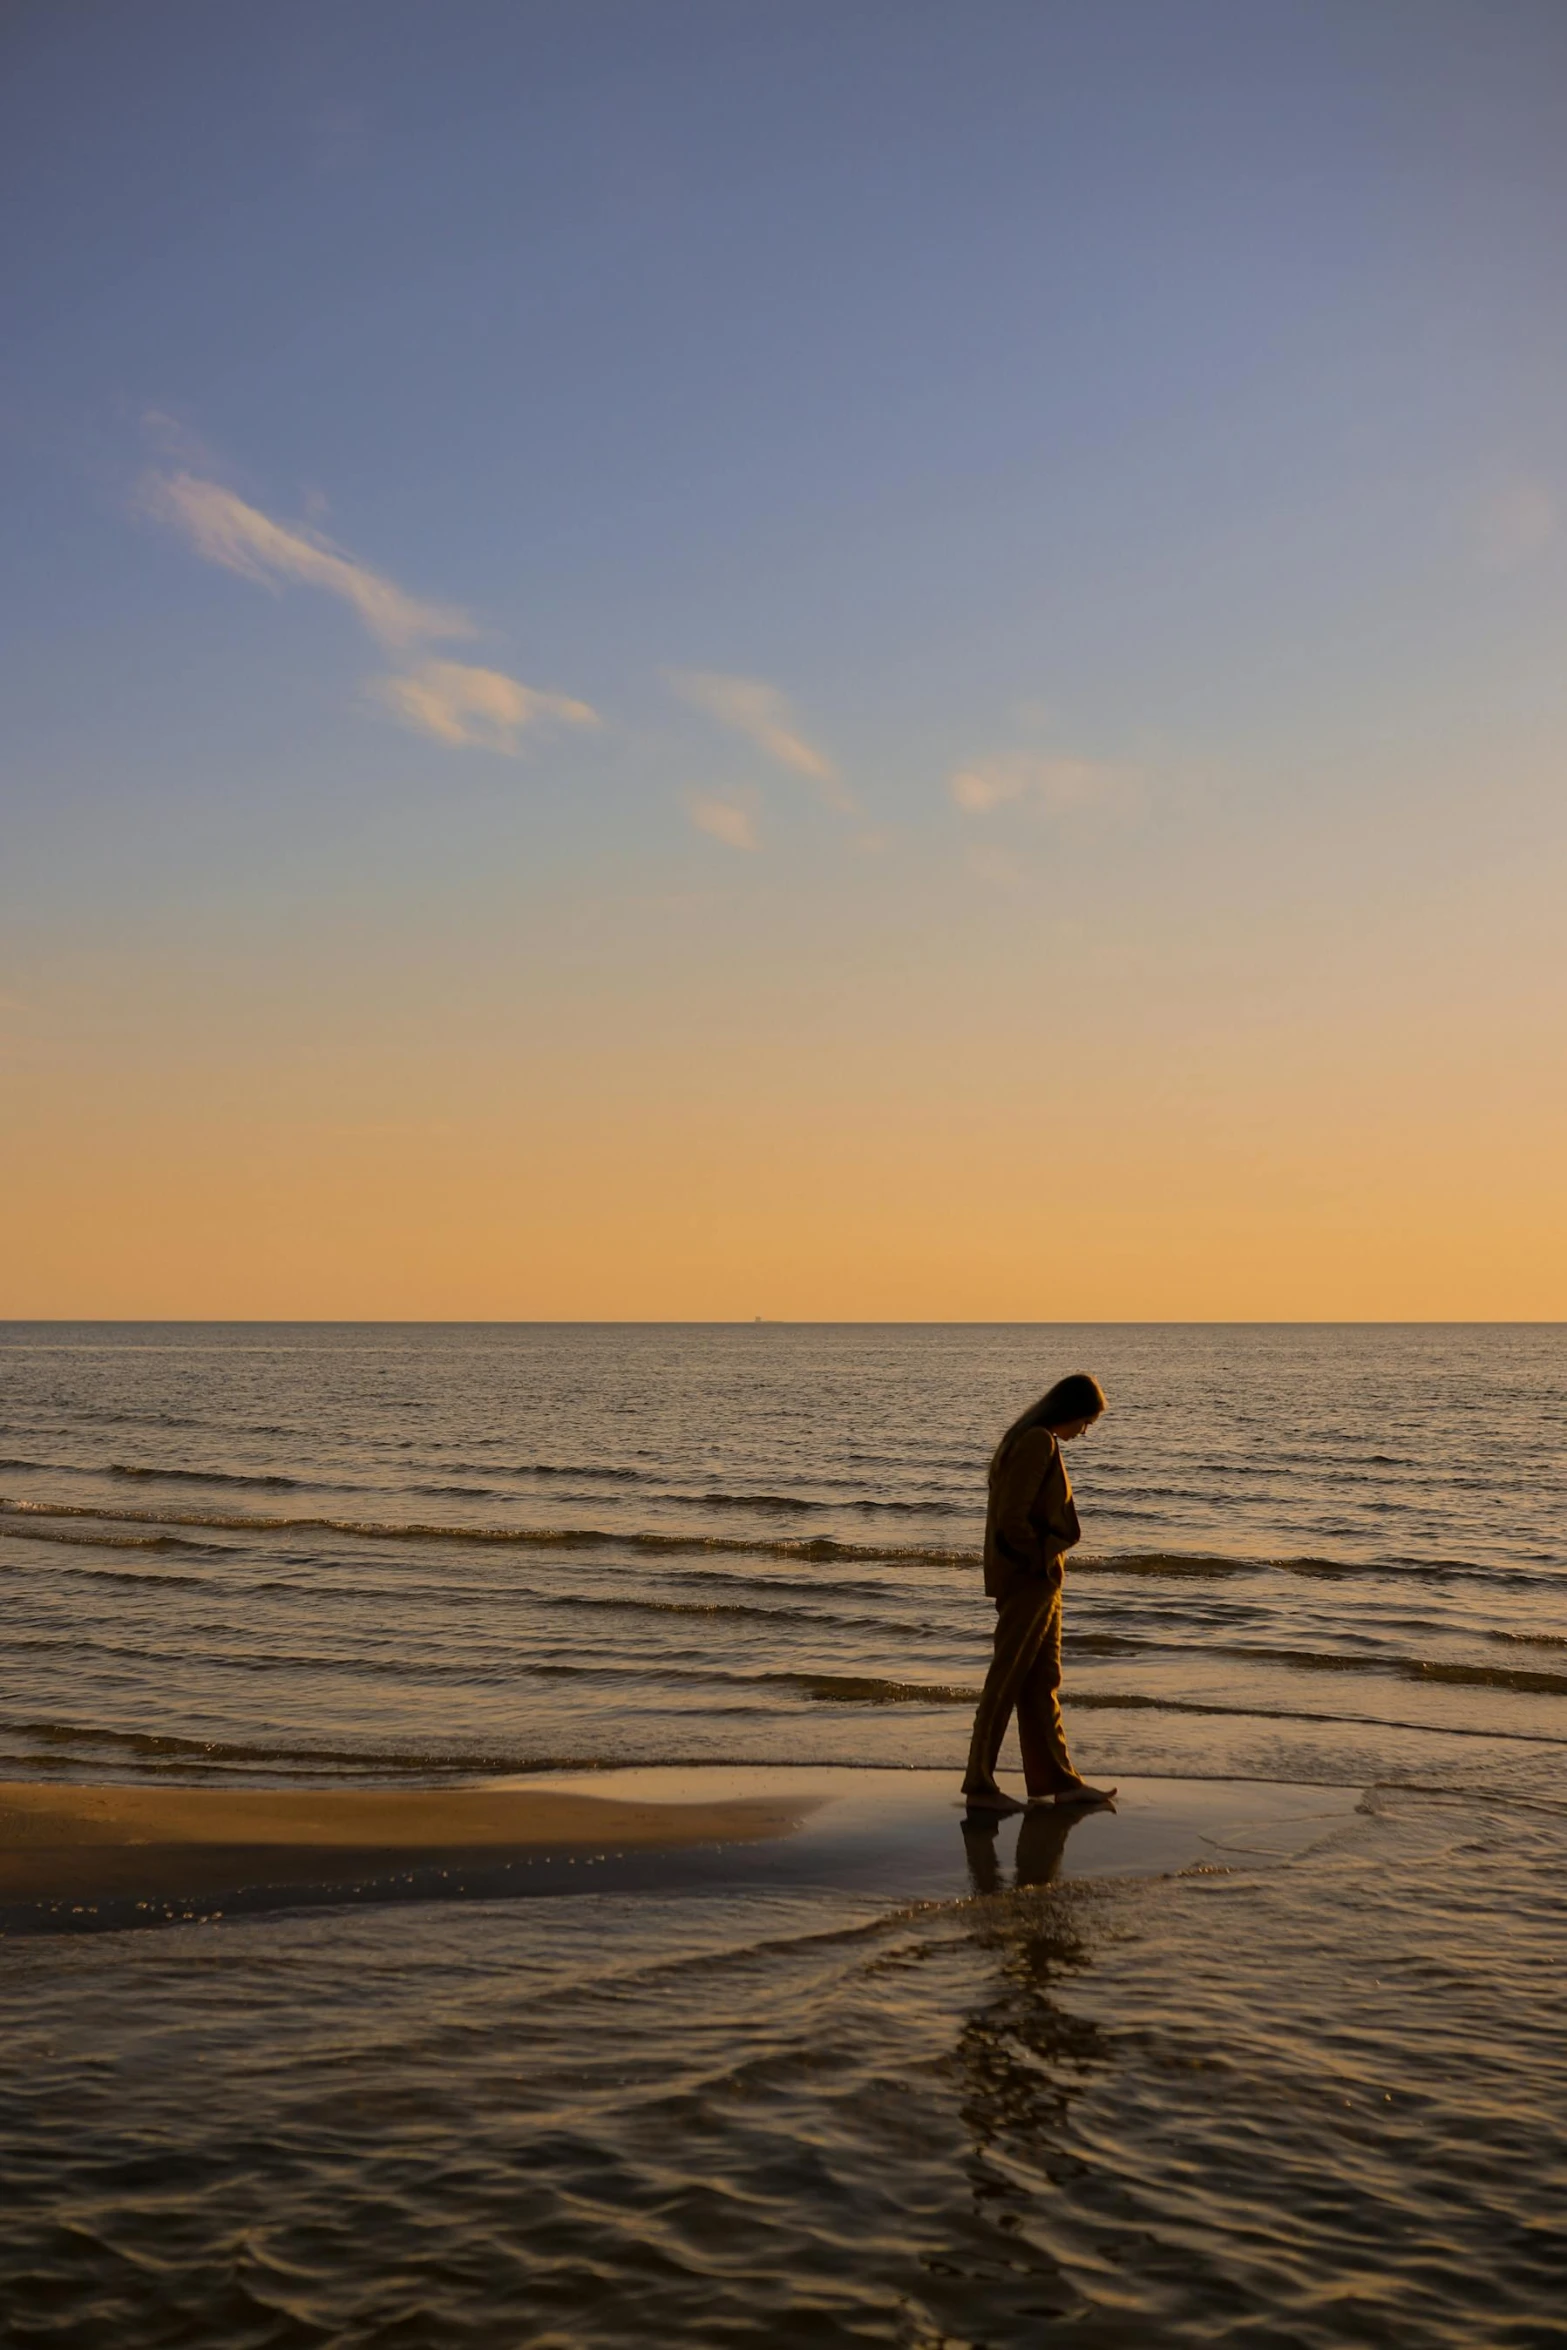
[4,0,1565,1319]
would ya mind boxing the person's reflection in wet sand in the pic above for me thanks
[960,1811,1006,1898]
[953,1798,1112,2286]
[1013,1800,1084,1888]
[960,1795,1099,1897]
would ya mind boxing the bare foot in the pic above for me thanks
[1052,1781,1117,1807]
[962,1784,1026,1814]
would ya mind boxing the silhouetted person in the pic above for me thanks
[962,1372,1116,1814]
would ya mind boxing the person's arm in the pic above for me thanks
[1017,1435,1079,1586]
[992,1428,1072,1583]
[1033,1443,1081,1557]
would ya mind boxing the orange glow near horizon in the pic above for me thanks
[7,839,1563,1321]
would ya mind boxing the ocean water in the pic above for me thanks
[2,1322,1564,2346]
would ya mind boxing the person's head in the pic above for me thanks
[1035,1371,1106,1439]
[994,1372,1107,1465]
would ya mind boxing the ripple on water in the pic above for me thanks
[1,1790,1564,2347]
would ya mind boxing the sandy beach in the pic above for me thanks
[0,1775,823,1921]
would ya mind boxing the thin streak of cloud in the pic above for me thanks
[683,789,759,850]
[375,662,599,753]
[140,458,599,749]
[951,752,1138,816]
[668,670,853,810]
[141,470,472,649]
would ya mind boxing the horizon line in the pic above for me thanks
[1,1318,1562,1332]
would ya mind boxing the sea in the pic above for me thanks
[1,1322,1564,2348]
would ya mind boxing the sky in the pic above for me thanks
[3,0,1565,1320]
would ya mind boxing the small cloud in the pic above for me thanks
[141,470,472,649]
[667,670,852,809]
[375,662,599,753]
[951,752,1137,817]
[1476,476,1557,569]
[683,789,759,850]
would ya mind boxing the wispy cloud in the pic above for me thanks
[950,752,1137,817]
[376,663,599,753]
[683,789,759,850]
[142,462,599,749]
[1475,476,1557,570]
[668,670,852,810]
[143,471,471,649]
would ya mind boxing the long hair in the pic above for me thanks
[991,1372,1107,1479]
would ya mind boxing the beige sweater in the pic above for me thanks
[982,1426,1082,1599]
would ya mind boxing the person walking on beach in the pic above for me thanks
[962,1372,1116,1813]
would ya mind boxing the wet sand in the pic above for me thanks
[0,1768,1360,1932]
[0,1775,824,1927]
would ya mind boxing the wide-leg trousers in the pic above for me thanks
[963,1575,1077,1796]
